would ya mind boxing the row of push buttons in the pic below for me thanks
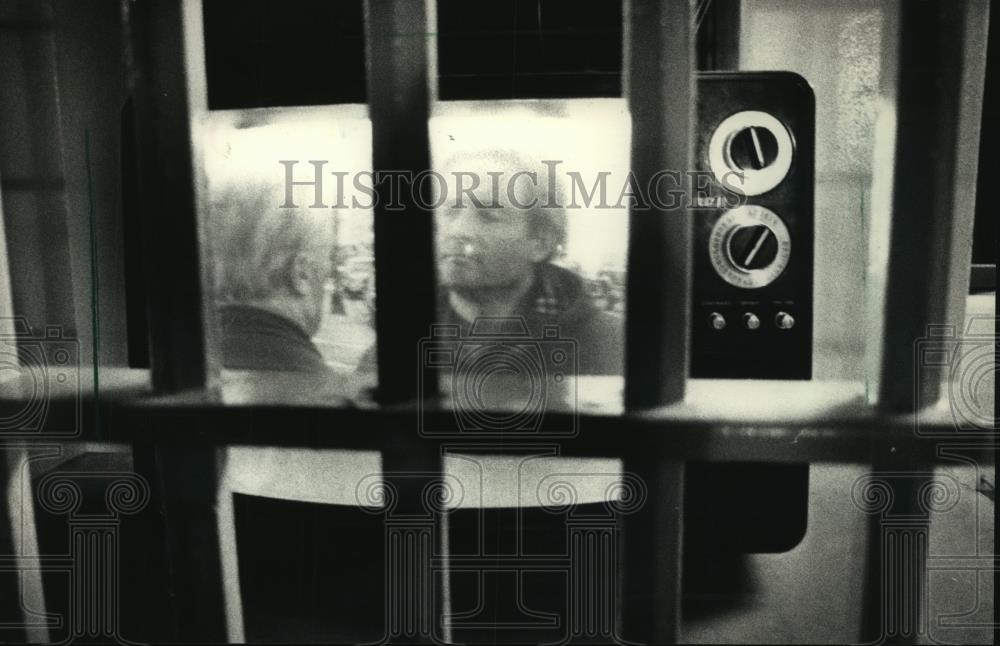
[709,311,795,331]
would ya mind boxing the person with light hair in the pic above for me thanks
[210,181,334,372]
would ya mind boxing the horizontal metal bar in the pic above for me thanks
[0,370,988,462]
[0,20,53,31]
[439,71,620,78]
[0,177,66,192]
[438,27,619,38]
[97,405,976,465]
[0,557,72,567]
[443,558,571,569]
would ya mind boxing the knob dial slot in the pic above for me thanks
[709,205,791,288]
[709,110,794,196]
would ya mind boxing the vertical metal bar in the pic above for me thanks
[365,0,438,404]
[620,458,685,645]
[0,179,15,330]
[424,0,439,103]
[0,446,50,644]
[859,467,935,645]
[864,1,989,643]
[623,0,694,409]
[120,98,151,369]
[123,1,222,640]
[381,445,447,643]
[877,0,989,414]
[152,444,228,642]
[122,0,208,393]
[127,442,174,640]
[941,1,990,346]
[696,0,740,71]
[0,450,26,645]
[620,2,694,644]
[364,1,444,639]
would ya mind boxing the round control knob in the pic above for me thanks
[709,312,726,330]
[726,224,779,271]
[743,313,761,330]
[775,311,795,330]
[709,110,795,197]
[708,205,792,289]
[729,126,779,171]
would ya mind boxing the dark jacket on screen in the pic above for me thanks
[441,262,623,375]
[218,304,329,373]
[357,262,624,376]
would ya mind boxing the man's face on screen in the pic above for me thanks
[435,184,548,292]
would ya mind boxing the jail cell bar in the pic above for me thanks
[2,1,981,645]
[621,0,694,641]
[383,494,439,641]
[863,1,990,644]
[34,470,150,642]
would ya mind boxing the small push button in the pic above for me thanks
[743,313,761,330]
[709,312,727,330]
